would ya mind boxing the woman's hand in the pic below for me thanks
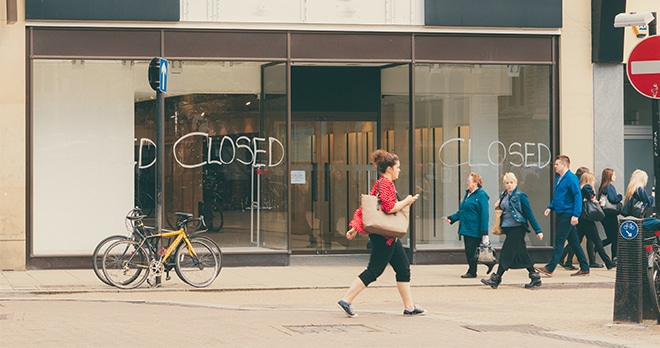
[346,229,358,240]
[404,194,420,205]
[494,200,500,209]
[536,233,544,241]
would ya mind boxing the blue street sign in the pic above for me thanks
[159,58,168,93]
[620,220,639,240]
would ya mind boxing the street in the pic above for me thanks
[2,283,660,347]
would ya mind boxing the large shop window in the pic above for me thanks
[413,64,552,249]
[32,59,287,256]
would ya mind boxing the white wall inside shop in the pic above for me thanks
[33,61,134,255]
[180,0,424,25]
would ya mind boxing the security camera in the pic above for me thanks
[614,12,655,28]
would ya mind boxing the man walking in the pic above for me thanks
[536,155,590,277]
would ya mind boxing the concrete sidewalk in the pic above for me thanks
[0,255,617,294]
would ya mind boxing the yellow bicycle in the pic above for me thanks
[102,213,220,289]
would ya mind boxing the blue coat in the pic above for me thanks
[547,169,582,217]
[448,187,490,238]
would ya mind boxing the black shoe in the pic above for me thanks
[461,273,477,279]
[337,300,357,318]
[590,263,604,269]
[606,262,616,270]
[403,305,426,316]
[562,264,578,271]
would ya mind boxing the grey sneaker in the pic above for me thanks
[403,305,426,316]
[337,300,358,318]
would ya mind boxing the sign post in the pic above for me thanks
[627,21,660,206]
[148,57,168,287]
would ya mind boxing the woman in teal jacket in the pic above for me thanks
[446,172,490,278]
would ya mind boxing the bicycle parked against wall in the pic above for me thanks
[92,207,151,286]
[96,210,222,289]
[645,230,660,323]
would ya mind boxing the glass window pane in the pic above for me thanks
[414,64,553,249]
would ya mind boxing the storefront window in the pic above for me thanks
[413,64,553,249]
[33,59,287,256]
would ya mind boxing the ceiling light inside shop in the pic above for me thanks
[171,61,183,74]
[507,65,520,77]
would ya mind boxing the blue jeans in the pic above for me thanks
[546,213,589,272]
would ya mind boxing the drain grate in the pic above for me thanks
[538,283,614,290]
[463,324,627,348]
[283,324,379,334]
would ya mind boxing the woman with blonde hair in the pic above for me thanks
[576,172,615,270]
[623,169,654,217]
[481,172,543,289]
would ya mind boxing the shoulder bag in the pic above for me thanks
[492,208,503,235]
[622,197,646,218]
[582,198,605,221]
[361,180,410,238]
[599,194,622,215]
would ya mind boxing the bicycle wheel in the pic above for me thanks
[102,240,150,289]
[207,204,224,232]
[647,251,660,321]
[190,236,223,277]
[174,239,219,288]
[92,235,128,286]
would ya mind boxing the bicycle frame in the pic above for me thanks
[152,228,198,263]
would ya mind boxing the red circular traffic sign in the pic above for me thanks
[628,35,660,99]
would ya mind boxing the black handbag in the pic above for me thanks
[599,195,622,215]
[582,198,605,221]
[622,198,646,218]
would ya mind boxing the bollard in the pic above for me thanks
[642,224,657,320]
[613,216,643,323]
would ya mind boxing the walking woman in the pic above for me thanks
[337,149,424,318]
[446,172,490,278]
[577,172,616,270]
[598,168,622,262]
[481,172,544,289]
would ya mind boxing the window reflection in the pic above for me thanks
[414,64,552,249]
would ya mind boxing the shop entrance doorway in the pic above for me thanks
[290,66,380,253]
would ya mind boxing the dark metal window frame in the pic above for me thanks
[26,27,558,268]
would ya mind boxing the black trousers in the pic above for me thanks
[601,214,618,259]
[463,235,481,276]
[358,234,411,286]
[577,219,614,267]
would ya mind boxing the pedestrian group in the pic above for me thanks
[337,151,647,318]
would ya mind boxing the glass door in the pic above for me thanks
[291,115,376,252]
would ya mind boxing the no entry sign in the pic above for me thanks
[628,35,660,99]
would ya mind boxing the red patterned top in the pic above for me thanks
[349,177,398,245]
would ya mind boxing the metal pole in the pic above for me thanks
[154,89,165,286]
[650,14,660,202]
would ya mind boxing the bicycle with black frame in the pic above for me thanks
[100,212,221,289]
